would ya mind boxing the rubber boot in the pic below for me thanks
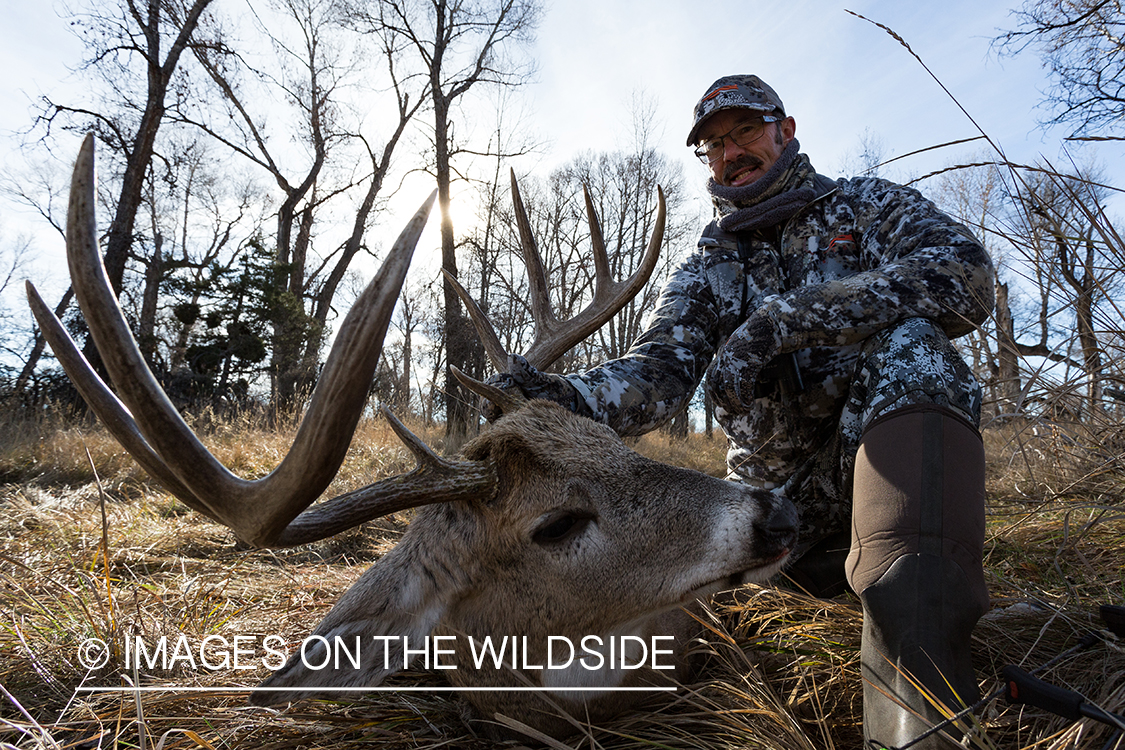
[846,405,990,749]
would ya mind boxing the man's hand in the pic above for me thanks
[706,313,783,411]
[482,354,581,421]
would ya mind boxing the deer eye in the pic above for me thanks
[532,511,593,545]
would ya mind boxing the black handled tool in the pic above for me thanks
[1002,604,1125,732]
[1002,665,1123,727]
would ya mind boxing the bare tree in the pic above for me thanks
[135,136,268,402]
[0,159,73,396]
[38,0,219,295]
[0,228,35,380]
[180,0,423,409]
[995,0,1125,138]
[372,278,428,413]
[16,0,218,390]
[15,0,424,409]
[345,0,541,444]
[837,127,890,178]
[1022,165,1120,415]
[937,156,1123,421]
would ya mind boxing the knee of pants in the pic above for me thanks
[852,317,982,428]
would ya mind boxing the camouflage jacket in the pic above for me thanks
[566,169,995,487]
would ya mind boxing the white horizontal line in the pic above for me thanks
[76,686,677,693]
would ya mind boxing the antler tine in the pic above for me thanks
[583,184,613,285]
[25,280,216,521]
[278,190,436,531]
[52,133,435,547]
[597,183,665,311]
[509,169,558,338]
[273,407,497,547]
[520,185,666,370]
[450,364,527,416]
[439,269,530,417]
[63,134,247,517]
[441,268,508,373]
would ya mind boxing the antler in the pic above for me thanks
[447,168,665,374]
[27,133,497,548]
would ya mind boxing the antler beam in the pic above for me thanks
[446,169,666,374]
[27,134,500,548]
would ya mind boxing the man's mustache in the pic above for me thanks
[723,155,765,183]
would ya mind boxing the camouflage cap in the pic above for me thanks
[686,75,786,146]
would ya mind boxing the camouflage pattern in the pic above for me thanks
[686,74,787,146]
[563,167,995,543]
[774,316,982,543]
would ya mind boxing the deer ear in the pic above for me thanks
[463,427,547,501]
[250,534,452,706]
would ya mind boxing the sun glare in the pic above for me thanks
[390,179,483,271]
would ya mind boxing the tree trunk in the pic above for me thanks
[435,93,478,447]
[704,389,714,439]
[401,327,412,412]
[1074,246,1102,416]
[138,233,163,367]
[668,408,689,441]
[85,0,216,355]
[15,288,75,399]
[994,280,1021,414]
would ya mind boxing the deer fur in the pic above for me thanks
[253,400,797,736]
[31,137,799,740]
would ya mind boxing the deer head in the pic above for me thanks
[28,136,798,739]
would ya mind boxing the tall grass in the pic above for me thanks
[3,16,1125,748]
[1,397,1121,749]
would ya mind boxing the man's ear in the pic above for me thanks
[250,532,453,705]
[780,115,796,144]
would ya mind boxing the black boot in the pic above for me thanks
[846,405,990,749]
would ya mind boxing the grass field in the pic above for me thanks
[0,405,1122,749]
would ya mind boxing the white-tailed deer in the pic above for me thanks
[28,134,798,738]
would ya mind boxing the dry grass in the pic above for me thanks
[629,430,730,477]
[0,406,1122,750]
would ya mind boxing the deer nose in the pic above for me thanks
[761,497,799,546]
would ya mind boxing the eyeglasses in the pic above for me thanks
[693,116,781,164]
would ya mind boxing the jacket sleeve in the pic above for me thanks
[564,247,721,436]
[760,178,995,351]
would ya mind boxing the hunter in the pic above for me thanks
[495,74,994,748]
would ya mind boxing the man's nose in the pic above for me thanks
[722,136,745,162]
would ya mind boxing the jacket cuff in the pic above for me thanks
[564,375,597,419]
[755,294,789,350]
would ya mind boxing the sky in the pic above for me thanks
[522,0,1122,186]
[2,0,1122,321]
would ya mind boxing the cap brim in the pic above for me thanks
[686,102,777,146]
